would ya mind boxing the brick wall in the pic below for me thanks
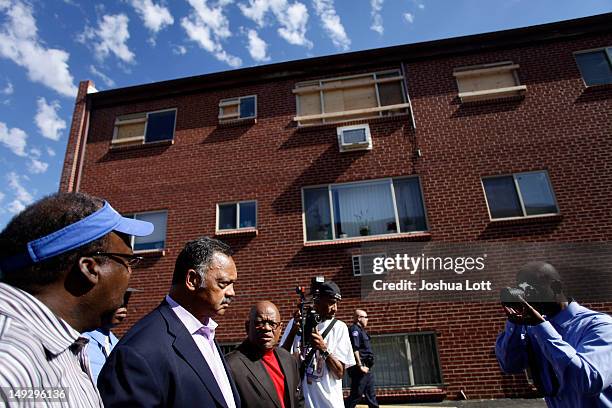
[401,32,612,399]
[62,30,612,401]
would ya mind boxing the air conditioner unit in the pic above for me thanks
[352,253,386,276]
[337,124,372,152]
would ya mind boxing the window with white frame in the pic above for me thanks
[574,48,612,86]
[337,124,372,152]
[125,211,168,251]
[342,332,443,388]
[453,61,526,102]
[302,177,427,242]
[218,95,257,122]
[217,201,257,231]
[482,171,559,220]
[293,70,410,126]
[113,109,176,145]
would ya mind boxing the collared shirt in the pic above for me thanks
[349,323,373,360]
[82,329,119,384]
[280,318,355,408]
[0,283,103,407]
[165,295,236,408]
[496,301,612,408]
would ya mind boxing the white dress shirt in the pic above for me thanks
[165,295,236,408]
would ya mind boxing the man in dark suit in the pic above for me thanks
[227,301,303,408]
[98,237,241,408]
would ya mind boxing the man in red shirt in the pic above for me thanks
[227,301,303,408]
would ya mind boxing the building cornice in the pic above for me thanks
[89,12,612,108]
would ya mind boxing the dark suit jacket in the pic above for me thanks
[226,341,303,408]
[98,300,241,408]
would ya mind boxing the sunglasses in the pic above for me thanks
[91,252,143,269]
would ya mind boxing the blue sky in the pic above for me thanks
[1,0,611,228]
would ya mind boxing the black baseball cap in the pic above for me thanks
[317,281,342,300]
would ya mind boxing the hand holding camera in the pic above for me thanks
[310,328,327,352]
[500,286,545,326]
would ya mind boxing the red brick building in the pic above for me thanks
[61,13,612,401]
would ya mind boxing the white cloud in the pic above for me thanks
[1,81,13,95]
[0,190,4,203]
[89,65,115,88]
[246,29,270,62]
[370,0,384,35]
[239,0,270,26]
[130,0,174,35]
[46,146,56,157]
[313,0,349,51]
[27,157,48,174]
[0,1,76,97]
[7,200,25,214]
[418,3,425,9]
[172,45,187,55]
[35,97,66,141]
[403,12,414,24]
[7,171,33,213]
[0,121,27,156]
[239,0,312,48]
[80,14,135,63]
[181,0,242,68]
[278,2,310,47]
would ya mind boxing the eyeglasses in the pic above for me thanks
[254,320,281,330]
[92,252,143,269]
[358,315,368,319]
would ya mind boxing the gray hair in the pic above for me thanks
[171,237,232,287]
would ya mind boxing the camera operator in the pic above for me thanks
[345,309,379,408]
[495,261,612,408]
[281,280,355,408]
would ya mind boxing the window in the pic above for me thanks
[218,95,257,122]
[113,109,176,145]
[293,70,410,126]
[302,177,427,242]
[217,201,257,231]
[342,332,442,388]
[575,48,612,86]
[453,61,526,102]
[337,124,372,152]
[125,211,168,251]
[482,171,559,220]
[372,333,443,387]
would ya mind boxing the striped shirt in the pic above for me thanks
[0,283,103,407]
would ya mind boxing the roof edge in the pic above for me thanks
[89,12,612,108]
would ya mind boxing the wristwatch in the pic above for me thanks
[320,350,330,360]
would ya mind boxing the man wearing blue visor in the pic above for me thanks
[0,192,153,407]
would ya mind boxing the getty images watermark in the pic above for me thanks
[358,242,612,303]
[370,253,492,292]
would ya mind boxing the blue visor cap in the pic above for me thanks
[0,201,154,272]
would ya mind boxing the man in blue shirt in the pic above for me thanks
[83,288,139,383]
[495,261,612,408]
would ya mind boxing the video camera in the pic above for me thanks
[500,283,540,307]
[295,276,325,347]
